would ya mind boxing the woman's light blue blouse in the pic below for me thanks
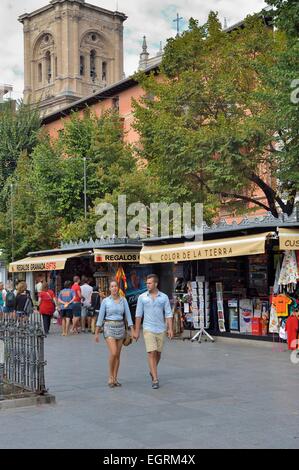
[96,296,133,328]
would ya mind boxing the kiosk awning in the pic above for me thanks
[94,250,140,264]
[9,252,89,273]
[140,232,272,265]
[279,228,299,251]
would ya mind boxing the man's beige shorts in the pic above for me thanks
[143,330,166,353]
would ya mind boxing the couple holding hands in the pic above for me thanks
[95,274,174,390]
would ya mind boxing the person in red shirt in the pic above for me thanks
[286,309,299,351]
[38,281,57,335]
[71,276,82,334]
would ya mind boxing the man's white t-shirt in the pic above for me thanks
[81,283,93,307]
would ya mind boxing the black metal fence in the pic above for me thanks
[0,313,47,399]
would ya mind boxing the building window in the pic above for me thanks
[102,61,107,81]
[45,51,51,83]
[55,57,58,78]
[112,96,120,113]
[80,56,85,76]
[90,50,96,81]
[38,63,42,83]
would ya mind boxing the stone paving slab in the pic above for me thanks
[0,326,298,449]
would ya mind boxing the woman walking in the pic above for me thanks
[38,281,57,335]
[95,280,134,388]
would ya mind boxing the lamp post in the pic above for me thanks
[10,183,14,262]
[83,157,87,219]
[10,183,14,285]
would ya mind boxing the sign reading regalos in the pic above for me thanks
[94,251,140,264]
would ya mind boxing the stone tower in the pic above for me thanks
[19,0,127,116]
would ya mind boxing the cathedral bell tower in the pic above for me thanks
[19,0,127,116]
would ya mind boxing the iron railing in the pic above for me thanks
[0,313,47,399]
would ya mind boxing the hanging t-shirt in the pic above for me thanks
[272,295,292,317]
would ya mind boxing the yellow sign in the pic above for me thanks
[9,252,89,273]
[94,250,140,264]
[140,233,272,265]
[279,228,299,250]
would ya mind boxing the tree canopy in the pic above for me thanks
[133,10,298,219]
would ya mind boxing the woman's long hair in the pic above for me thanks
[16,281,27,295]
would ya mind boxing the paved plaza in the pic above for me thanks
[0,328,299,449]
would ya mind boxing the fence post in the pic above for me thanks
[0,339,4,401]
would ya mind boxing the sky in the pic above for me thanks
[0,0,267,99]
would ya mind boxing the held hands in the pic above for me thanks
[167,329,174,340]
[133,329,140,342]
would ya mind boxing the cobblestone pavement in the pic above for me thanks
[0,326,299,449]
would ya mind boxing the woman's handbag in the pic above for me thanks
[123,318,132,347]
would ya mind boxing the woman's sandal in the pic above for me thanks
[114,380,122,387]
[108,377,116,388]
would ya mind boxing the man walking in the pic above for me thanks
[80,276,93,333]
[135,274,173,390]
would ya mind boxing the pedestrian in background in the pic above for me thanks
[71,276,82,334]
[80,276,93,333]
[58,281,75,336]
[0,282,6,317]
[38,281,57,335]
[3,281,16,317]
[88,286,103,334]
[15,282,33,318]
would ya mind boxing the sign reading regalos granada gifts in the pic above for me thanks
[140,233,271,265]
[94,251,140,264]
[12,262,58,272]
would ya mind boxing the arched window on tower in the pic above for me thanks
[102,61,107,81]
[90,50,96,81]
[38,63,42,83]
[80,56,85,76]
[45,51,51,83]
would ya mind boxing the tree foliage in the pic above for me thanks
[0,101,40,195]
[133,11,297,219]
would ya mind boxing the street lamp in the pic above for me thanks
[10,183,14,285]
[83,157,87,219]
[10,183,14,262]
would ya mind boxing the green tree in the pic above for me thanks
[0,100,40,194]
[0,151,60,262]
[133,12,296,219]
[261,0,299,208]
